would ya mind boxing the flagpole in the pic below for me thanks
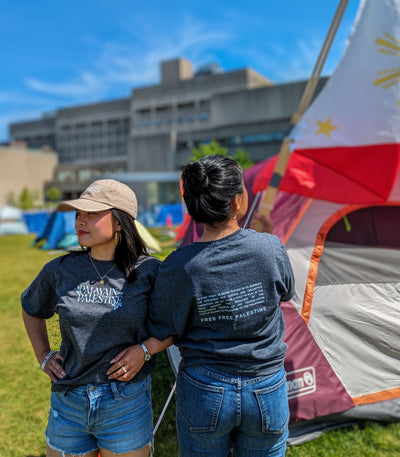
[252,0,349,232]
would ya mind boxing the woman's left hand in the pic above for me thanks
[106,345,145,382]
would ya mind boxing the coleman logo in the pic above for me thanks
[286,367,316,399]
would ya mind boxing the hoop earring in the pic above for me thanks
[115,231,122,246]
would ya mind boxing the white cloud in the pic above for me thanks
[277,37,323,81]
[247,33,347,83]
[0,91,55,106]
[25,72,105,99]
[23,15,233,103]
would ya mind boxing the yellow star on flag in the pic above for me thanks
[315,116,339,138]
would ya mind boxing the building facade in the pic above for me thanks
[0,143,58,206]
[9,57,327,205]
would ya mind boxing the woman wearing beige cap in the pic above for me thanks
[22,179,172,457]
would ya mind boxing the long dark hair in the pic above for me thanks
[182,154,244,225]
[68,209,148,283]
[112,209,148,283]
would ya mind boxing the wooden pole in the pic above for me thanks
[252,0,349,232]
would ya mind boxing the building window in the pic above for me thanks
[78,169,92,181]
[56,170,73,181]
[241,132,285,144]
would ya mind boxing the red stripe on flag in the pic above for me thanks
[253,143,400,203]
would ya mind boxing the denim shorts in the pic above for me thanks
[46,376,153,455]
[176,365,289,457]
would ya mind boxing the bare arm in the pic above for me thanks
[22,309,65,382]
[141,336,174,356]
[107,336,174,381]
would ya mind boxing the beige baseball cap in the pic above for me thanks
[57,179,138,219]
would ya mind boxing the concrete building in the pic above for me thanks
[9,57,327,206]
[9,114,56,150]
[0,143,58,206]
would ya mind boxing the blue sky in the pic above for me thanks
[0,0,360,142]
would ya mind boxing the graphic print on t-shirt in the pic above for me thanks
[196,282,266,323]
[76,284,124,309]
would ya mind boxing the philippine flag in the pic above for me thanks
[253,0,400,204]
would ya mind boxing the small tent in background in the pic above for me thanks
[33,211,77,250]
[0,206,29,235]
[154,203,184,226]
[135,220,162,253]
[23,210,51,234]
[33,211,162,253]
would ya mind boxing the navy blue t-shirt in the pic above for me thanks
[149,228,295,376]
[22,252,161,390]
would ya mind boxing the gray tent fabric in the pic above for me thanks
[316,242,400,285]
[288,397,400,445]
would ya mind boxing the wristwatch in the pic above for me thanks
[140,343,152,361]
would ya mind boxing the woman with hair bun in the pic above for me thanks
[149,155,295,457]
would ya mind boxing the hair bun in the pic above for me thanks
[182,154,243,225]
[185,162,209,193]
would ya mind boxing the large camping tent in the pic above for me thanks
[169,0,400,443]
[270,194,400,443]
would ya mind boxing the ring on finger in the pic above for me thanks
[122,366,127,373]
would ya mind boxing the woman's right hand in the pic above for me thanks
[251,211,273,234]
[22,310,66,383]
[41,351,65,383]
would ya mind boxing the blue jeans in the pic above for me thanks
[176,365,289,457]
[46,377,153,455]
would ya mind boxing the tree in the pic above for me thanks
[190,140,254,170]
[46,186,62,203]
[18,187,34,209]
[232,148,254,170]
[190,140,228,161]
[8,187,41,209]
[6,191,17,207]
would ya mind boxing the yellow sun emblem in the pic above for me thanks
[374,33,400,105]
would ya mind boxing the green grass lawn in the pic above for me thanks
[0,234,399,457]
